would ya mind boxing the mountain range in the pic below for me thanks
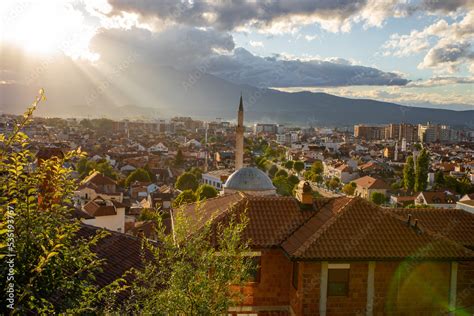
[1,65,472,127]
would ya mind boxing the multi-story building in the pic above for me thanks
[253,123,284,134]
[418,123,460,143]
[354,125,385,140]
[385,123,418,142]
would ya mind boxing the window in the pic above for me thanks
[327,265,350,296]
[292,261,299,289]
[248,256,261,283]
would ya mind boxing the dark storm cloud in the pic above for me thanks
[106,0,369,31]
[90,27,408,87]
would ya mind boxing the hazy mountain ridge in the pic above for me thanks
[1,66,472,126]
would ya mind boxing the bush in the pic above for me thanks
[175,172,199,191]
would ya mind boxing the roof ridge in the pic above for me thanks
[288,197,355,257]
[382,206,474,256]
[279,197,337,247]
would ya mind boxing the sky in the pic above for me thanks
[0,0,473,111]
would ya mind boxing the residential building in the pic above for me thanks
[352,176,389,199]
[176,183,474,315]
[354,125,385,140]
[415,191,458,208]
[80,197,126,232]
[202,169,232,190]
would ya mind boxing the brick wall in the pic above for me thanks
[241,249,292,307]
[457,261,474,315]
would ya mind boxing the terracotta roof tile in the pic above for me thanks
[388,208,474,249]
[178,194,474,261]
[352,176,389,189]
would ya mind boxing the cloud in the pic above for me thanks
[205,48,408,87]
[406,76,474,87]
[382,10,474,73]
[419,42,474,73]
[105,0,407,34]
[304,35,318,41]
[249,41,264,48]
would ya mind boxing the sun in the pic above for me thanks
[1,1,98,60]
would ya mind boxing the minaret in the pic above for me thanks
[235,94,244,170]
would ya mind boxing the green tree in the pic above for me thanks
[0,91,112,314]
[284,160,294,169]
[196,184,218,201]
[403,156,415,192]
[342,182,356,196]
[414,149,429,192]
[189,167,203,180]
[272,176,293,196]
[125,168,152,187]
[268,165,278,177]
[310,160,324,174]
[434,170,445,187]
[287,175,300,186]
[77,158,118,180]
[175,149,184,167]
[327,177,340,190]
[175,172,199,192]
[275,169,288,178]
[371,192,387,205]
[293,161,305,174]
[122,208,253,314]
[173,189,197,207]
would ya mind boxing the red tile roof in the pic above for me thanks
[352,176,389,190]
[178,195,474,261]
[388,208,474,249]
[83,171,117,186]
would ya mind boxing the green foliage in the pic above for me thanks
[173,190,197,207]
[284,160,294,169]
[174,149,184,167]
[293,161,305,174]
[414,148,429,192]
[254,156,267,171]
[272,176,293,196]
[304,171,323,183]
[444,176,474,195]
[342,182,356,196]
[125,168,152,187]
[403,156,415,192]
[310,160,324,174]
[287,175,300,186]
[121,209,253,315]
[175,172,199,192]
[326,177,340,190]
[267,164,278,178]
[274,169,288,178]
[138,208,160,221]
[77,157,118,180]
[188,167,203,180]
[434,170,445,187]
[0,91,110,314]
[196,184,218,201]
[371,192,387,205]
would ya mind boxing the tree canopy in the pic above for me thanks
[175,172,199,192]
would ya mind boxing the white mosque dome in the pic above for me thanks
[224,167,276,196]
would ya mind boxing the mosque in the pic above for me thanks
[223,95,276,196]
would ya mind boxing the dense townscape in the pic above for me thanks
[1,96,474,314]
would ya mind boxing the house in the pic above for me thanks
[80,197,126,232]
[352,176,389,199]
[148,142,168,154]
[175,182,474,315]
[202,169,232,190]
[415,190,458,208]
[456,199,474,214]
[75,171,123,204]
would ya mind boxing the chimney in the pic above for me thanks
[296,181,313,205]
[406,214,412,226]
